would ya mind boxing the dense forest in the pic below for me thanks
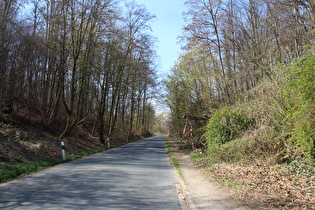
[165,0,314,163]
[0,0,159,143]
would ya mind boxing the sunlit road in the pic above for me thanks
[0,135,180,209]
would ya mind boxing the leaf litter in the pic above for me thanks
[201,160,315,209]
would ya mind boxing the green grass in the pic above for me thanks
[0,146,110,183]
[190,152,203,159]
[68,146,108,161]
[0,158,63,183]
[164,137,183,178]
[172,138,181,142]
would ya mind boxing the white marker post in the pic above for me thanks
[107,138,110,149]
[126,136,128,143]
[16,131,21,139]
[61,141,66,161]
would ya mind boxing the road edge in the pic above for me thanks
[174,170,197,210]
[165,136,197,210]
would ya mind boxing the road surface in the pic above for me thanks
[0,135,180,209]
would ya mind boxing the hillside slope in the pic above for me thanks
[0,109,136,170]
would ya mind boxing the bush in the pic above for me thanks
[283,47,315,159]
[205,106,254,146]
[204,47,314,164]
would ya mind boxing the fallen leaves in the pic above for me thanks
[204,161,315,209]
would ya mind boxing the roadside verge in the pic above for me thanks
[164,137,197,210]
[165,136,249,210]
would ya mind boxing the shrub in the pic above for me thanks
[283,47,315,159]
[205,106,254,147]
[204,47,314,163]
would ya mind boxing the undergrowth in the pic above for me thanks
[190,151,203,159]
[204,47,315,164]
[0,158,63,183]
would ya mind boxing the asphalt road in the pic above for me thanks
[0,135,181,209]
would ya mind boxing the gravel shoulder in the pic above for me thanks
[167,137,250,210]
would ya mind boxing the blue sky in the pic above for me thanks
[133,0,187,78]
